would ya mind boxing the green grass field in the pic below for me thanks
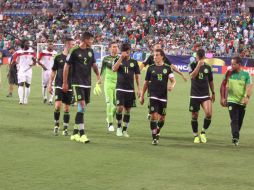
[0,65,254,190]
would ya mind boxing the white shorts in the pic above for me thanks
[42,70,51,87]
[18,70,32,84]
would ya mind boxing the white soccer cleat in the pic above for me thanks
[123,131,130,138]
[116,128,123,136]
[108,125,115,132]
[23,99,28,104]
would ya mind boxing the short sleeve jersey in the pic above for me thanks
[116,58,140,91]
[188,62,213,97]
[66,46,96,88]
[145,64,174,101]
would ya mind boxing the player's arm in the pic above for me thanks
[112,56,123,72]
[208,68,215,103]
[38,52,47,70]
[135,74,141,98]
[62,63,70,92]
[171,64,188,82]
[92,62,102,84]
[140,80,148,105]
[168,74,176,92]
[100,58,106,76]
[49,57,58,94]
[242,73,253,105]
[189,59,204,79]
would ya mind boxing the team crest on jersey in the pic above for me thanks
[163,69,167,74]
[152,70,155,73]
[60,60,63,63]
[88,51,92,58]
[150,106,154,111]
[204,68,208,74]
[130,62,134,67]
[78,54,82,57]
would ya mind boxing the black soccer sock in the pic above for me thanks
[73,125,79,135]
[191,118,198,135]
[116,112,122,128]
[157,120,165,134]
[123,113,130,131]
[79,129,84,136]
[150,120,158,140]
[202,117,211,133]
[63,112,70,130]
[54,109,60,126]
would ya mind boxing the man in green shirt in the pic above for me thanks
[220,56,253,146]
[100,42,119,132]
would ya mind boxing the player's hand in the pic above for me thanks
[48,85,53,95]
[220,98,227,107]
[137,88,141,98]
[168,85,174,92]
[211,93,215,103]
[198,59,204,65]
[241,97,249,105]
[121,52,128,59]
[62,83,68,93]
[140,96,144,105]
[97,76,102,85]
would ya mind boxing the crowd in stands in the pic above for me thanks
[0,0,253,58]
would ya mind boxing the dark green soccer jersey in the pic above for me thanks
[115,58,140,91]
[145,64,174,101]
[66,46,96,88]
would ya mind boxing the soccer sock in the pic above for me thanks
[63,112,70,130]
[18,86,24,102]
[74,112,84,135]
[25,87,30,100]
[157,120,165,134]
[123,113,130,131]
[54,109,60,126]
[116,112,122,128]
[191,118,198,136]
[42,86,46,99]
[150,120,158,140]
[73,125,79,135]
[202,117,211,134]
[106,103,113,124]
[79,123,85,136]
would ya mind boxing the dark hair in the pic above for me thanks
[109,41,118,48]
[81,32,94,41]
[121,43,131,52]
[21,39,28,48]
[232,56,242,65]
[196,49,205,59]
[154,49,165,58]
[64,35,74,43]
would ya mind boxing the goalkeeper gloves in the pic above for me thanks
[93,83,102,96]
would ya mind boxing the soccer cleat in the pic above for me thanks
[194,136,200,144]
[108,125,115,132]
[70,134,80,142]
[122,131,130,138]
[23,99,28,105]
[53,126,59,136]
[116,128,123,136]
[6,93,12,97]
[62,130,68,136]
[49,101,53,106]
[19,101,23,105]
[152,139,158,145]
[200,133,207,143]
[43,99,47,104]
[79,135,90,143]
[232,138,239,146]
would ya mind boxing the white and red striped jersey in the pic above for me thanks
[38,50,57,70]
[13,48,36,72]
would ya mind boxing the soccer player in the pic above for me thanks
[220,56,252,146]
[112,43,141,137]
[12,40,36,104]
[140,43,187,120]
[62,32,101,143]
[100,41,120,132]
[140,49,176,145]
[38,41,57,105]
[188,49,215,143]
[48,37,75,136]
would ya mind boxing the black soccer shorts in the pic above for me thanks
[149,98,167,116]
[55,88,73,105]
[116,90,136,108]
[73,86,90,104]
[189,97,211,112]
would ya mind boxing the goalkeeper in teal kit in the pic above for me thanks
[100,42,119,132]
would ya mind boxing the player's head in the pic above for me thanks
[47,40,54,51]
[64,36,75,50]
[196,49,205,61]
[81,32,94,48]
[231,56,242,71]
[153,43,162,51]
[121,43,131,52]
[21,40,29,50]
[154,49,165,64]
[109,41,119,55]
